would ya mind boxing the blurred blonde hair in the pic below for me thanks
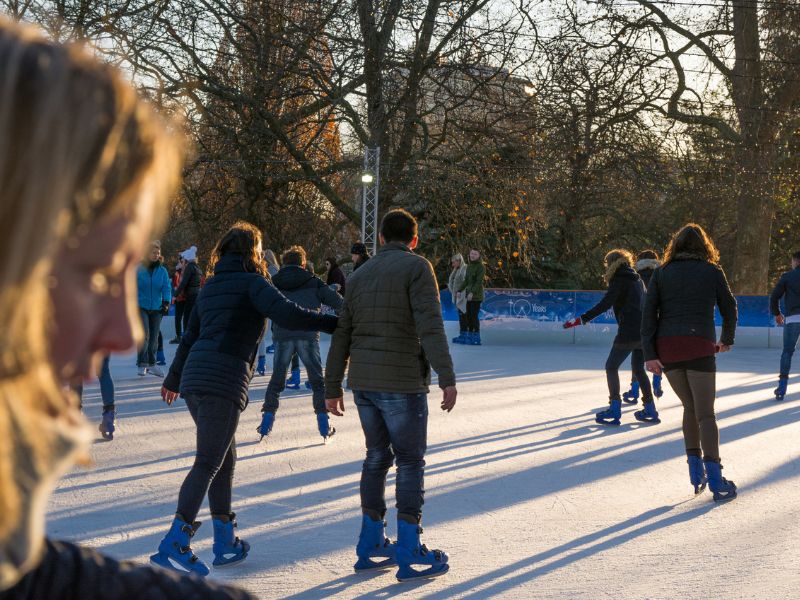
[0,19,182,541]
[603,249,635,284]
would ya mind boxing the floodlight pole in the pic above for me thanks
[361,146,380,255]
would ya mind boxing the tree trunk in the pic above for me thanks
[730,144,776,294]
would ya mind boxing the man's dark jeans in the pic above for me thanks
[606,346,652,401]
[780,322,800,378]
[137,309,163,367]
[176,394,240,523]
[263,339,325,414]
[354,390,428,520]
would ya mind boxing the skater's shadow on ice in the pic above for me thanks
[417,503,715,600]
[280,570,394,600]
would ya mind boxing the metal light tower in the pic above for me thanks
[361,146,380,255]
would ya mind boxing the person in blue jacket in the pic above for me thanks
[153,221,337,577]
[137,240,171,377]
[770,250,800,400]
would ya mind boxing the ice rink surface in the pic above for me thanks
[49,325,800,599]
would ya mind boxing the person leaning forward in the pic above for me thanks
[325,208,456,582]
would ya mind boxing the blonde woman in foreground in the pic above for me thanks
[0,19,253,599]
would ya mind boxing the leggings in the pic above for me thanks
[176,394,241,522]
[664,369,719,461]
[605,346,652,401]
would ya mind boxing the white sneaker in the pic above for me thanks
[138,367,148,377]
[149,365,165,378]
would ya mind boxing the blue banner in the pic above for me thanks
[442,289,775,328]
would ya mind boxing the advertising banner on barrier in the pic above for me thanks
[442,289,775,328]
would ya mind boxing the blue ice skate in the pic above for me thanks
[595,398,622,426]
[451,333,466,344]
[211,513,250,568]
[468,332,482,346]
[622,380,640,404]
[687,455,707,495]
[704,461,737,502]
[286,368,301,390]
[316,412,336,442]
[150,518,210,577]
[395,518,449,582]
[266,344,275,354]
[257,411,275,440]
[653,373,664,398]
[256,355,266,376]
[634,401,661,424]
[99,407,115,441]
[354,514,396,572]
[156,349,166,366]
[775,377,788,401]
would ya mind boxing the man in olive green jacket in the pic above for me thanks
[325,208,456,581]
[459,248,485,345]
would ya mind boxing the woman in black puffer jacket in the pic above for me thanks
[155,221,337,577]
[563,249,659,426]
[642,223,738,502]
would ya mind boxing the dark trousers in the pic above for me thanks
[606,346,652,401]
[176,394,241,522]
[137,309,163,367]
[466,300,482,333]
[174,301,185,337]
[263,339,325,414]
[354,390,428,520]
[72,356,113,410]
[665,370,720,461]
[457,310,468,333]
[780,322,800,378]
[182,295,197,338]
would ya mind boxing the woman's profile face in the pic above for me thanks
[49,195,156,384]
[451,259,460,269]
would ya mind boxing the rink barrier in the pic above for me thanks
[440,289,785,349]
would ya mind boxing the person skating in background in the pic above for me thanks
[0,19,253,598]
[137,240,171,377]
[257,246,343,442]
[176,245,202,337]
[156,222,337,576]
[326,256,347,294]
[326,209,456,582]
[97,356,117,440]
[170,259,185,343]
[564,249,659,426]
[459,248,485,345]
[448,253,469,344]
[351,241,371,272]
[622,249,665,403]
[256,248,281,374]
[642,224,737,501]
[769,250,800,400]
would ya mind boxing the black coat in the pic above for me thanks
[1,539,254,599]
[271,265,343,342]
[770,265,800,317]
[164,253,337,409]
[326,265,347,294]
[176,261,202,299]
[641,256,737,361]
[581,263,644,346]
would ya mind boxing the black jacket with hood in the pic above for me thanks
[164,253,337,409]
[581,261,645,346]
[271,265,343,342]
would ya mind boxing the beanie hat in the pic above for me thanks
[351,242,367,255]
[181,245,198,262]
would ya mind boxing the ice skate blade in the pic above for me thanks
[693,482,707,495]
[354,557,396,572]
[595,418,621,426]
[712,490,737,503]
[212,556,248,569]
[396,563,450,582]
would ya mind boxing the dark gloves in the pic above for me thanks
[161,301,170,316]
[321,314,338,334]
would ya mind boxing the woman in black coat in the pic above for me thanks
[154,221,337,576]
[325,256,346,294]
[642,223,738,501]
[563,249,659,426]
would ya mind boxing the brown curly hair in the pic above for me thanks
[663,223,720,265]
[207,221,268,277]
[603,249,634,283]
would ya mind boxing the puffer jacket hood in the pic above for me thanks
[604,257,635,284]
[636,258,661,272]
[272,266,316,292]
